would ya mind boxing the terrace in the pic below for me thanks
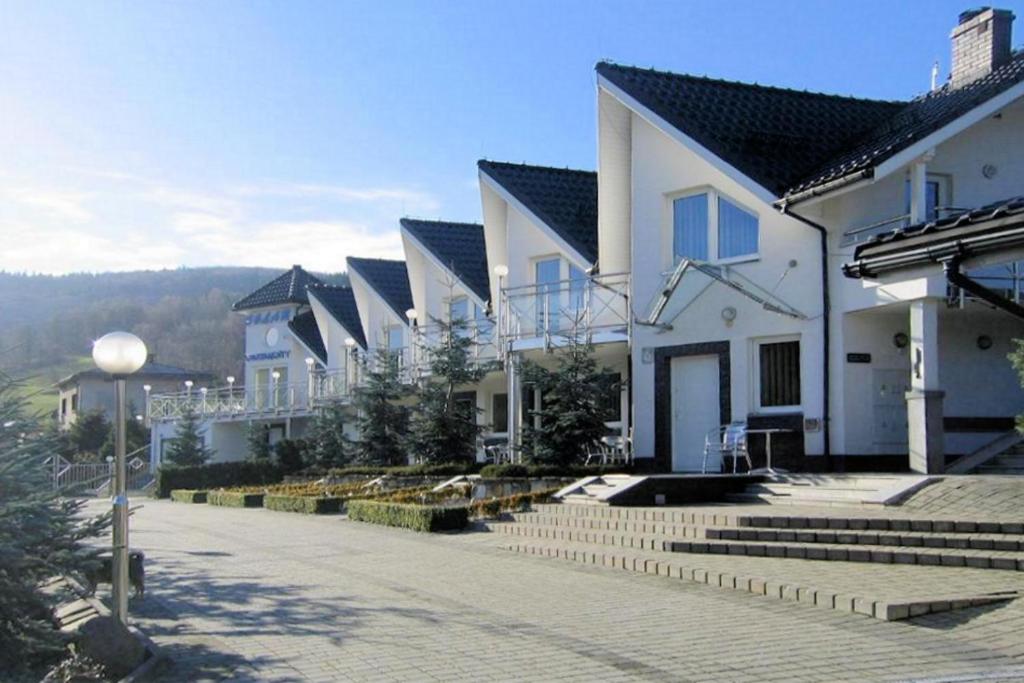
[147,368,353,422]
[497,271,630,353]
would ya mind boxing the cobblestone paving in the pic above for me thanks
[899,476,1024,518]
[110,500,1024,683]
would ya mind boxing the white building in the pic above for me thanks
[597,7,1024,473]
[148,266,362,465]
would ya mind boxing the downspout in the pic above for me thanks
[778,204,833,469]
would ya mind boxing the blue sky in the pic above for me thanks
[2,0,1022,274]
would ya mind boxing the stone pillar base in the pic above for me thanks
[905,389,945,474]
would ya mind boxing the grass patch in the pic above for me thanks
[170,489,207,503]
[207,490,264,508]
[347,500,468,532]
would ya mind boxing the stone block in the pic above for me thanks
[766,545,787,558]
[965,556,990,569]
[785,546,807,559]
[917,553,941,566]
[991,557,1017,570]
[815,591,836,609]
[933,520,954,532]
[939,554,965,567]
[877,602,910,621]
[826,548,849,561]
[806,546,828,560]
[807,517,829,529]
[76,616,146,680]
[847,548,871,562]
[848,519,869,531]
[870,550,894,563]
[745,544,766,557]
[833,594,855,612]
[750,578,767,595]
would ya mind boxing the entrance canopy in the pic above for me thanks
[641,259,807,329]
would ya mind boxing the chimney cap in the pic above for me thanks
[959,7,991,24]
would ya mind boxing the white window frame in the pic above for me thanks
[903,172,952,223]
[667,187,761,270]
[751,334,802,414]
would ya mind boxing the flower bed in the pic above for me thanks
[170,489,207,503]
[264,494,345,514]
[346,500,469,532]
[469,488,560,518]
[207,490,265,508]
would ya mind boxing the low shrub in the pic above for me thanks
[347,500,468,532]
[155,461,282,498]
[308,462,484,478]
[469,488,560,518]
[478,463,633,479]
[264,494,345,514]
[207,490,265,508]
[170,489,207,503]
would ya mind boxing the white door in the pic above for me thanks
[671,355,721,472]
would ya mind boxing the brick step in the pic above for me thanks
[489,521,674,551]
[527,503,1024,535]
[500,538,1019,622]
[669,539,1024,571]
[496,513,708,537]
[707,526,1024,551]
[725,492,887,507]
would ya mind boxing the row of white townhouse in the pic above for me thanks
[150,8,1024,475]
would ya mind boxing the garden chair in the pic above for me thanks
[701,422,751,474]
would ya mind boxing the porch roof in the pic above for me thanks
[844,196,1024,279]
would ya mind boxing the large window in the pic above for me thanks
[535,258,561,332]
[449,296,469,323]
[904,175,946,223]
[492,393,508,433]
[756,339,801,410]
[387,325,403,351]
[672,190,759,264]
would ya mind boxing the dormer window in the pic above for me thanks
[672,190,759,265]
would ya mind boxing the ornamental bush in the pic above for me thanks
[264,495,344,514]
[207,490,264,508]
[346,500,468,532]
[155,461,282,498]
[170,489,208,503]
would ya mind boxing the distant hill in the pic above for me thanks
[0,267,347,414]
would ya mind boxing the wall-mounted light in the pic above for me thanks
[893,332,909,349]
[405,308,418,322]
[977,334,993,350]
[982,164,998,179]
[305,356,315,367]
[721,306,737,326]
[344,337,356,349]
[493,264,509,277]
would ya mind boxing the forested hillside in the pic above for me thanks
[0,267,346,412]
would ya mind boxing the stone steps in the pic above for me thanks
[668,538,1024,571]
[499,537,1020,622]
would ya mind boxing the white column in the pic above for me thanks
[909,160,928,224]
[906,298,945,473]
[507,354,521,462]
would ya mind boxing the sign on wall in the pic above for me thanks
[246,350,291,362]
[245,310,292,326]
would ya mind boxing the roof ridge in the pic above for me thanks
[401,217,484,229]
[597,60,908,106]
[478,159,596,176]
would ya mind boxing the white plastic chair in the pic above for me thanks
[702,422,751,473]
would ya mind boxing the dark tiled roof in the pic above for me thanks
[478,160,598,263]
[400,218,490,303]
[307,283,367,350]
[597,56,1024,201]
[57,360,215,387]
[597,62,905,197]
[789,53,1024,198]
[232,265,323,311]
[346,258,414,323]
[854,195,1024,256]
[288,311,326,363]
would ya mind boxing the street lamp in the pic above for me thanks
[92,331,147,626]
[493,264,509,348]
[344,337,357,391]
[305,357,316,403]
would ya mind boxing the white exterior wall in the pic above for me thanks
[622,109,825,461]
[401,231,484,325]
[242,305,308,391]
[348,269,409,354]
[308,295,358,375]
[597,88,632,275]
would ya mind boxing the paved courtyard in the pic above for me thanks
[109,499,1024,682]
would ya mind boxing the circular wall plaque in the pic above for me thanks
[265,327,280,347]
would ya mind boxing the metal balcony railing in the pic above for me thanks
[148,369,353,421]
[498,272,630,351]
[949,259,1024,307]
[409,319,499,374]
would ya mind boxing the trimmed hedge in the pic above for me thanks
[170,489,207,504]
[469,488,559,518]
[207,490,265,508]
[156,461,283,498]
[347,500,468,532]
[312,462,483,478]
[478,463,634,479]
[264,494,344,514]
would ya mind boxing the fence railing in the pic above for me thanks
[409,320,499,374]
[148,369,352,421]
[498,272,630,349]
[46,450,150,493]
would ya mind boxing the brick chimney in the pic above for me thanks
[951,7,1015,88]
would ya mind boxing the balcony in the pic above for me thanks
[148,369,353,422]
[498,272,630,352]
[409,320,500,374]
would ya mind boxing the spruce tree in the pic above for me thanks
[99,403,148,460]
[353,348,410,466]
[245,422,272,462]
[520,333,618,466]
[407,317,494,463]
[0,374,108,677]
[67,409,110,461]
[308,402,352,470]
[164,405,213,467]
